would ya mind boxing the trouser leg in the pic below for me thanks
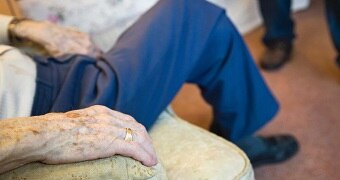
[200,16,278,141]
[102,0,228,130]
[102,0,278,140]
[258,0,295,45]
[33,0,278,141]
[325,0,340,63]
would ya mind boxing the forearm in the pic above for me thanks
[0,116,49,174]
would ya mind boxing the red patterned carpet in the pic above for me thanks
[171,0,340,179]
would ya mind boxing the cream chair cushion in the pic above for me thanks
[0,156,167,180]
[150,108,254,180]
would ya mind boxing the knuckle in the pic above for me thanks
[101,106,111,112]
[92,105,110,113]
[138,134,150,144]
[91,105,104,109]
[84,106,96,114]
[141,124,147,131]
[125,115,136,122]
[136,123,147,132]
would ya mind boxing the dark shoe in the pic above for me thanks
[236,135,299,168]
[260,41,293,71]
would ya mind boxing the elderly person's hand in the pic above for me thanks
[9,19,102,58]
[0,105,157,174]
[40,105,157,166]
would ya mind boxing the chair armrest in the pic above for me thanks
[149,108,254,179]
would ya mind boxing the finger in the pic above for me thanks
[80,126,155,165]
[44,43,63,57]
[112,126,157,165]
[65,29,94,49]
[61,40,89,55]
[71,106,147,134]
[47,32,90,56]
[114,139,158,167]
[128,128,157,162]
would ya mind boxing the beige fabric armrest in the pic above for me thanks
[0,156,167,179]
[0,107,253,179]
[150,108,254,180]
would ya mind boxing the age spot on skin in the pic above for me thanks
[31,130,40,135]
[66,112,81,118]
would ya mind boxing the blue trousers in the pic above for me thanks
[31,0,278,141]
[259,0,340,57]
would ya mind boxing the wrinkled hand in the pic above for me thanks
[38,105,157,166]
[11,20,102,58]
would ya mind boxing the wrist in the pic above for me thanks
[7,117,50,162]
[8,18,28,44]
[0,117,50,173]
[21,116,56,162]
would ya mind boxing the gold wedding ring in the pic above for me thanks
[124,128,133,142]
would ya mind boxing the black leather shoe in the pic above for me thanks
[260,41,293,71]
[249,135,299,168]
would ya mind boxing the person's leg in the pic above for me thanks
[258,0,295,70]
[325,0,340,67]
[259,0,295,44]
[34,0,255,134]
[102,0,277,140]
[101,0,246,131]
[104,0,298,166]
[32,0,298,166]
